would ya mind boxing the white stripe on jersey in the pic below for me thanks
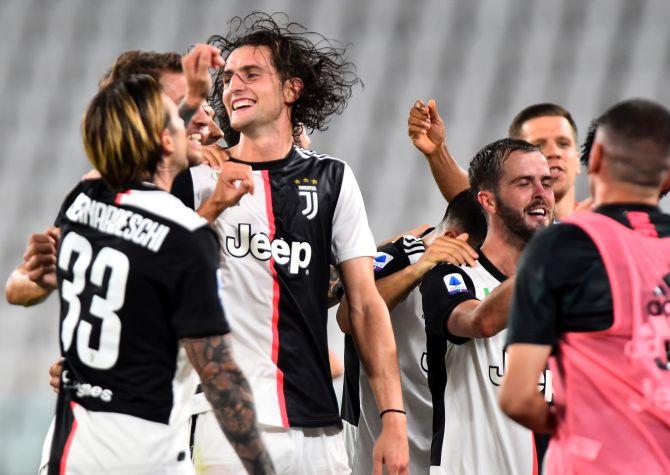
[433,262,534,475]
[115,189,207,231]
[188,155,375,428]
[294,147,345,164]
[355,242,432,475]
[188,166,285,427]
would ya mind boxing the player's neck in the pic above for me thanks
[554,186,576,219]
[153,162,179,192]
[593,179,660,207]
[480,225,522,278]
[235,123,294,163]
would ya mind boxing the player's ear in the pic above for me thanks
[589,141,603,175]
[477,190,496,214]
[443,229,458,238]
[284,77,303,105]
[573,149,582,176]
[161,128,175,155]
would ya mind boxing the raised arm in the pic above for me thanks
[378,235,478,310]
[408,99,469,201]
[339,256,408,475]
[5,228,59,306]
[181,334,275,475]
[178,44,224,126]
[446,277,515,339]
[336,234,478,333]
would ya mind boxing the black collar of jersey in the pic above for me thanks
[227,146,297,171]
[477,248,508,282]
[594,203,661,214]
[593,203,665,229]
[85,178,160,193]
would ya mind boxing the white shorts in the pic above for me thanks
[191,410,350,474]
[38,417,55,475]
[42,403,193,474]
[341,420,358,472]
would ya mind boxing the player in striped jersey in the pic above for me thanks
[171,13,408,474]
[46,72,273,474]
[338,189,487,474]
[420,138,554,474]
[6,48,225,307]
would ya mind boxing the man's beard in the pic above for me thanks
[495,193,549,245]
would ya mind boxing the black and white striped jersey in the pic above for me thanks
[49,179,228,472]
[341,234,433,474]
[420,254,537,474]
[172,146,376,428]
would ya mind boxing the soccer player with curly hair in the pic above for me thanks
[170,12,409,475]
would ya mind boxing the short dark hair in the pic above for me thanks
[598,98,670,187]
[441,189,487,248]
[509,103,578,141]
[99,51,182,88]
[580,116,601,167]
[468,138,539,192]
[207,11,362,142]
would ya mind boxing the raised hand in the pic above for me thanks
[180,44,225,124]
[408,99,445,156]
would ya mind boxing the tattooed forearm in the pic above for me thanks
[327,265,344,308]
[182,335,275,475]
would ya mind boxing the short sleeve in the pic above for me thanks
[506,222,609,349]
[506,226,563,348]
[373,240,411,279]
[170,227,230,339]
[420,263,478,344]
[331,163,376,264]
[54,180,87,227]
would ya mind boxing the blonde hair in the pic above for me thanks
[82,74,167,190]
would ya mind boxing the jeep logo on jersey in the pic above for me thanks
[226,223,312,274]
[294,178,319,220]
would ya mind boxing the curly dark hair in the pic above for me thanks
[468,138,539,192]
[207,12,362,143]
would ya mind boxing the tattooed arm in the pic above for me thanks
[327,265,344,308]
[181,334,275,475]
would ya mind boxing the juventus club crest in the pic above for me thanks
[295,177,318,220]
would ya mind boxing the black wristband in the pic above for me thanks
[380,408,406,419]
